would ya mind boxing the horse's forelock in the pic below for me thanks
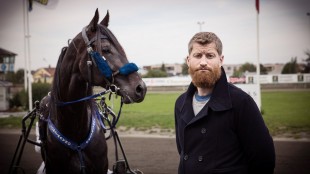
[99,25,126,57]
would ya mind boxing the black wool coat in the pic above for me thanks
[174,68,275,174]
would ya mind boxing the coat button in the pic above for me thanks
[201,128,207,134]
[198,156,203,162]
[184,154,189,161]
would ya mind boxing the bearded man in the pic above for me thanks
[174,32,275,174]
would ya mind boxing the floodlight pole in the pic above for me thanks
[256,7,262,109]
[307,12,310,42]
[197,21,205,32]
[23,0,33,111]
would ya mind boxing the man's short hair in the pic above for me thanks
[188,32,223,55]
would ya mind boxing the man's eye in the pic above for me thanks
[207,54,215,59]
[193,53,201,58]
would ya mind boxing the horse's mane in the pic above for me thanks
[50,46,67,106]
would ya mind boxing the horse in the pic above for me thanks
[38,9,147,174]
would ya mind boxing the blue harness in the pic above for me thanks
[47,108,105,172]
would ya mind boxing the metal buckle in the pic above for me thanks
[109,85,120,93]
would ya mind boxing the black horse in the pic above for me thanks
[38,9,146,174]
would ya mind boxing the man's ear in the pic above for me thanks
[186,56,190,67]
[219,55,224,67]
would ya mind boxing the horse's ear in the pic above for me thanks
[100,10,109,27]
[88,8,99,32]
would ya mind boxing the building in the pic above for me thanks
[143,63,183,76]
[32,65,56,83]
[263,63,285,74]
[0,48,16,80]
[0,48,16,110]
[222,64,242,77]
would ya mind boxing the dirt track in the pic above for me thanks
[1,132,310,174]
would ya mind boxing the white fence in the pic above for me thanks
[143,74,310,87]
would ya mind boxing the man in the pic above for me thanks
[174,32,275,174]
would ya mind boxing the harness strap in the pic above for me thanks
[47,115,97,174]
[57,90,110,107]
[47,116,97,150]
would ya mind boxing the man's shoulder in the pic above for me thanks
[176,92,187,104]
[227,83,251,101]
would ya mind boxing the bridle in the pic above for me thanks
[81,24,139,90]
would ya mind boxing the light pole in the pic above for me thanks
[307,12,310,41]
[197,21,205,32]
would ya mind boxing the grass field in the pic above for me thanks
[1,90,309,136]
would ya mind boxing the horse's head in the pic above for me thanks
[73,9,146,104]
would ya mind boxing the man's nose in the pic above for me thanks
[200,55,208,66]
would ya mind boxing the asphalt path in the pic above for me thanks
[0,132,309,174]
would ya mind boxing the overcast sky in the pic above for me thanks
[0,0,309,71]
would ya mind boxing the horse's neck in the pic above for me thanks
[54,51,93,139]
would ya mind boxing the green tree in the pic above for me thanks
[9,90,27,109]
[32,83,51,104]
[160,63,166,72]
[5,69,24,84]
[282,57,299,74]
[10,82,51,110]
[182,61,188,75]
[302,50,310,73]
[233,62,267,77]
[143,69,168,78]
[260,64,268,75]
[233,62,256,77]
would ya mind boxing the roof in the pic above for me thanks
[0,80,13,87]
[44,67,56,76]
[0,48,17,58]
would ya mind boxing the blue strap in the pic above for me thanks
[96,109,106,130]
[57,90,109,107]
[90,51,112,79]
[89,50,139,79]
[47,116,97,151]
[118,63,139,75]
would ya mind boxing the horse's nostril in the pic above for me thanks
[136,84,143,94]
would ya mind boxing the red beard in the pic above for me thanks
[188,65,222,88]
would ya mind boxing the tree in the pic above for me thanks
[233,62,268,77]
[5,69,24,84]
[302,50,310,73]
[282,57,299,74]
[160,63,166,72]
[260,64,268,75]
[181,59,188,75]
[233,62,256,77]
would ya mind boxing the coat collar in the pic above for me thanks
[180,67,232,124]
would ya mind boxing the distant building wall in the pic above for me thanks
[142,74,310,87]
